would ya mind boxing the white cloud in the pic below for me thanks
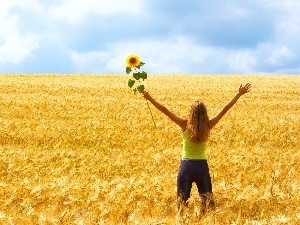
[262,0,300,38]
[1,0,300,73]
[49,0,144,24]
[71,51,110,69]
[0,2,40,64]
[0,0,43,15]
[0,31,39,64]
[262,0,300,12]
[266,46,295,65]
[225,50,257,73]
[218,3,250,20]
[74,36,299,74]
[276,16,300,43]
[70,36,222,74]
[72,37,257,74]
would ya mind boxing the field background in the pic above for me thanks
[0,75,299,225]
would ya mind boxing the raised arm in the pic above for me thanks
[142,91,187,130]
[209,83,251,129]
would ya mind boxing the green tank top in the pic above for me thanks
[182,129,207,159]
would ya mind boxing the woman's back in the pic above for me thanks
[182,129,207,160]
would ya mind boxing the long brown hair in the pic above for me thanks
[187,101,210,143]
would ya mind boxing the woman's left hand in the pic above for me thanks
[142,91,152,101]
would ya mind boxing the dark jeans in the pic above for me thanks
[177,159,215,210]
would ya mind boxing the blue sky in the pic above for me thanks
[0,0,300,74]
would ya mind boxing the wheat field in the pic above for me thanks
[0,74,299,225]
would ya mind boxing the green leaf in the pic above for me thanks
[133,72,141,80]
[140,62,145,66]
[141,71,147,80]
[128,79,135,88]
[126,67,132,74]
[133,88,137,94]
[137,85,145,93]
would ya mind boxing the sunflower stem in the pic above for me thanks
[146,101,156,128]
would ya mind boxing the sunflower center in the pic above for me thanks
[129,58,137,64]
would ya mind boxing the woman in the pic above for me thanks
[142,83,251,212]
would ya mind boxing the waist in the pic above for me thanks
[182,148,207,160]
[182,140,207,159]
[182,158,207,161]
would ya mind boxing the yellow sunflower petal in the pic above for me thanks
[126,54,141,68]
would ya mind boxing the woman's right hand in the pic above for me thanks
[238,83,251,95]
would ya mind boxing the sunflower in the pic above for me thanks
[126,54,141,68]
